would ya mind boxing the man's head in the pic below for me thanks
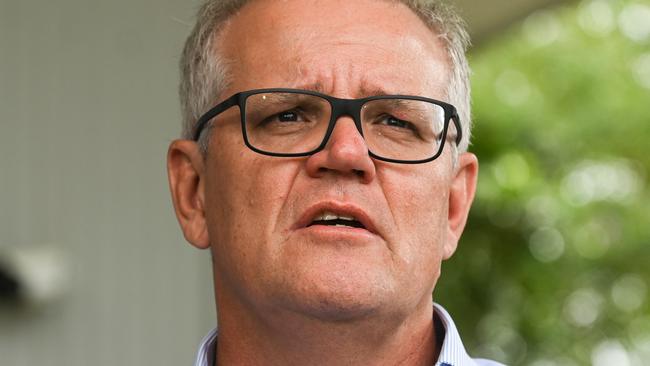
[168,0,478,325]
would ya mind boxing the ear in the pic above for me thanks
[167,140,210,249]
[443,152,478,260]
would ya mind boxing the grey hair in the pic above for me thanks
[179,0,472,154]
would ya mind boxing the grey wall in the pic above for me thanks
[0,1,215,365]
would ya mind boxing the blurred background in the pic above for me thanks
[1,0,648,365]
[437,0,650,365]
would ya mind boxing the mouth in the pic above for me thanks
[308,211,367,229]
[294,203,378,235]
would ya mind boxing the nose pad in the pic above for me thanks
[305,117,376,183]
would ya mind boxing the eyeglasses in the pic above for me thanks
[193,88,462,164]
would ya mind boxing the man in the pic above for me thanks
[168,0,503,365]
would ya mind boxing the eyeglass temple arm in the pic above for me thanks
[193,96,239,141]
[451,112,463,146]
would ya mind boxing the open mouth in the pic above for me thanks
[307,212,367,230]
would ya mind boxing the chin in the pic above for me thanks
[276,261,399,323]
[283,288,388,323]
[298,297,381,323]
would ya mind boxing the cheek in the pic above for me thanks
[203,145,301,296]
[204,136,300,258]
[380,167,450,260]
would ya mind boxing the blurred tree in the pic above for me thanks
[435,0,650,365]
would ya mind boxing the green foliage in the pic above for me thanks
[435,0,650,364]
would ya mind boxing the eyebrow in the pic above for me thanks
[358,85,393,97]
[289,82,328,94]
[289,81,395,98]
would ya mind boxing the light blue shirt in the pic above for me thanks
[193,303,506,366]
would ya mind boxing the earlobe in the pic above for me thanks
[444,152,479,259]
[167,140,211,249]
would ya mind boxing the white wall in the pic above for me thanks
[0,1,215,365]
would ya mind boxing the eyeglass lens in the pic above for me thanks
[243,92,449,161]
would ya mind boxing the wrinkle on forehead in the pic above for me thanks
[280,39,449,99]
[285,65,449,100]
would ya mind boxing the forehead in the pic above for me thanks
[218,0,450,99]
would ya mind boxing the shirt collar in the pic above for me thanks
[433,303,481,366]
[193,327,217,366]
[194,303,484,366]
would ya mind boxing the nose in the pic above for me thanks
[305,117,376,183]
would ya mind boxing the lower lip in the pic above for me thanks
[296,224,378,241]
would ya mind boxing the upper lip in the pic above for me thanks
[293,201,378,235]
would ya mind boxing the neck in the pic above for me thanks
[214,296,438,366]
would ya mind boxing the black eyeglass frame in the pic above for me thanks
[193,88,462,164]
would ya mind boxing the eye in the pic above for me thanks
[378,115,417,132]
[277,111,299,122]
[260,109,307,126]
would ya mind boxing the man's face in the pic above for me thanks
[171,0,477,321]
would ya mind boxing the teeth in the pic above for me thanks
[314,211,356,221]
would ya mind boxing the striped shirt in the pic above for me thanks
[193,303,506,366]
